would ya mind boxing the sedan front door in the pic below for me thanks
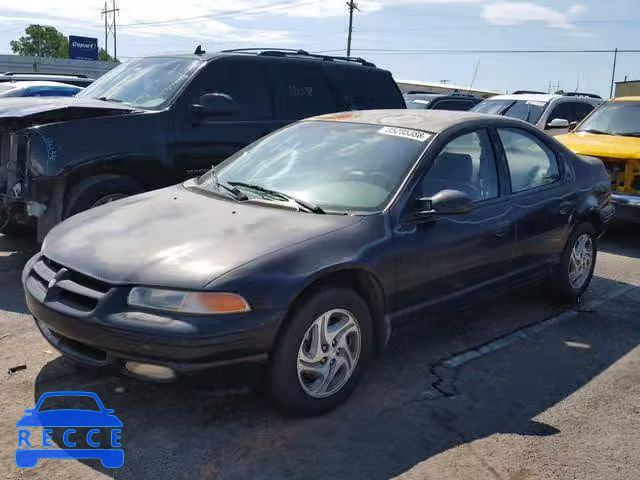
[391,128,516,316]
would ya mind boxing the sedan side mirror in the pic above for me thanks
[415,189,473,217]
[192,93,236,118]
[568,121,578,132]
[547,118,570,129]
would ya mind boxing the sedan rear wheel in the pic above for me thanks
[553,222,597,302]
[269,287,373,416]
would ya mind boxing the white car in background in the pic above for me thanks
[472,91,603,136]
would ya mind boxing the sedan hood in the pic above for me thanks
[556,132,640,159]
[43,185,362,288]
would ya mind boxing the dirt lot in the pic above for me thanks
[1,226,639,480]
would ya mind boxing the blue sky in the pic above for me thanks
[0,0,638,96]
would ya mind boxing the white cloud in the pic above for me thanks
[481,2,586,29]
[0,0,291,46]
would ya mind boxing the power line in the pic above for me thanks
[319,48,640,55]
[119,0,322,29]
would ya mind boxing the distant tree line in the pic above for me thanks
[9,24,117,62]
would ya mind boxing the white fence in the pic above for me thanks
[0,54,117,79]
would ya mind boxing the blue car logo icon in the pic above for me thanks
[16,391,123,468]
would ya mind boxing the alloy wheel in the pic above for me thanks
[568,233,594,289]
[296,308,361,399]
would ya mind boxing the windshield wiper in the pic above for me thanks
[579,128,613,135]
[614,132,640,137]
[95,96,123,103]
[207,169,248,201]
[229,182,325,214]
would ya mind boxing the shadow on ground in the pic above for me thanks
[32,276,640,480]
[600,222,640,259]
[0,233,38,314]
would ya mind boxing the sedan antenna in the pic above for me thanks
[194,45,206,55]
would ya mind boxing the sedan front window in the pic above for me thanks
[197,121,430,213]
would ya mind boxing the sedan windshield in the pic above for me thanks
[196,121,430,213]
[577,101,640,136]
[77,57,200,110]
[472,99,547,125]
[405,94,438,110]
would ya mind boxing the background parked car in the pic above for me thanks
[556,97,640,223]
[404,92,482,111]
[23,110,614,416]
[0,48,405,240]
[472,92,602,136]
[0,81,82,98]
[0,72,94,87]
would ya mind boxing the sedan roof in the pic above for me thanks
[313,109,526,134]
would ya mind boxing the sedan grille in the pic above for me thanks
[27,256,112,313]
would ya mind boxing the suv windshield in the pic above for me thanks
[472,99,547,125]
[195,121,430,213]
[577,101,640,136]
[77,57,200,110]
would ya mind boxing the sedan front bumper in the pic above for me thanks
[22,254,284,377]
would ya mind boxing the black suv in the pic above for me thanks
[404,92,482,111]
[0,48,404,239]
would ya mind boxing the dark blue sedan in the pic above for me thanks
[22,110,614,415]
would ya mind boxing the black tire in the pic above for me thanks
[552,222,598,303]
[64,174,143,219]
[268,287,374,416]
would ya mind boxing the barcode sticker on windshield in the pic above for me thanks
[379,126,431,142]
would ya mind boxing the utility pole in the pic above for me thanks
[103,2,108,58]
[101,0,120,60]
[609,47,618,98]
[346,1,358,57]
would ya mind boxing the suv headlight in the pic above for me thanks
[127,288,251,314]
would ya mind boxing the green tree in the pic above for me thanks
[98,48,118,62]
[10,24,69,58]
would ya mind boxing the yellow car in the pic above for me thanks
[556,97,640,222]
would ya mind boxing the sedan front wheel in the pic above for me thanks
[269,287,373,416]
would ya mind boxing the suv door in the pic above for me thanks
[324,66,405,110]
[266,60,339,121]
[392,128,515,312]
[172,57,279,179]
[496,127,574,273]
[544,101,577,135]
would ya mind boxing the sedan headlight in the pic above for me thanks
[127,288,251,314]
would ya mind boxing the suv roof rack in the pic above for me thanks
[512,90,547,95]
[1,72,88,78]
[220,48,376,67]
[564,92,602,99]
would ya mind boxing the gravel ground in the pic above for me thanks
[1,225,639,480]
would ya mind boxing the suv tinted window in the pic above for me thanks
[548,102,576,124]
[197,58,272,120]
[432,99,474,111]
[269,62,338,120]
[498,128,560,193]
[574,102,596,122]
[422,129,499,202]
[325,67,403,110]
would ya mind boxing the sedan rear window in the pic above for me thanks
[199,121,430,213]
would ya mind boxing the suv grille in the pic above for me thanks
[27,256,112,313]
